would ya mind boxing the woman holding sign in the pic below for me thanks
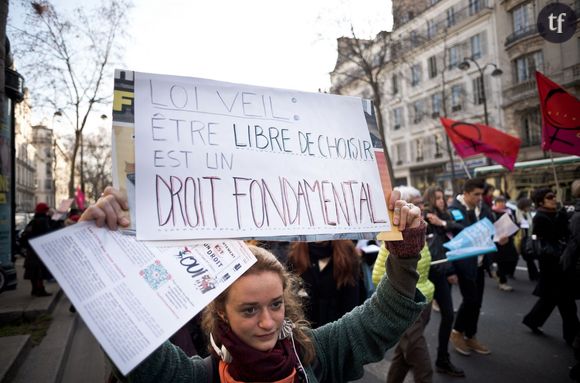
[80,187,426,383]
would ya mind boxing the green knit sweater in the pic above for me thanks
[122,257,425,383]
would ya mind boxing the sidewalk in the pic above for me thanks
[0,255,68,383]
[0,256,62,325]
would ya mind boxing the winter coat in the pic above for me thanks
[448,197,495,279]
[532,208,570,298]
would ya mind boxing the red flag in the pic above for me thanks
[441,117,521,170]
[75,186,85,210]
[535,71,580,156]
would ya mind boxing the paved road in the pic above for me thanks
[356,263,578,383]
[61,262,577,383]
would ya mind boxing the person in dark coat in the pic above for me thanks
[21,203,58,296]
[287,240,361,328]
[522,188,579,345]
[448,178,494,356]
[563,180,580,381]
[491,196,519,292]
[423,186,465,377]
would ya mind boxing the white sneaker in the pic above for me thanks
[498,283,513,291]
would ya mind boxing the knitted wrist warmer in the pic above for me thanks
[385,221,426,258]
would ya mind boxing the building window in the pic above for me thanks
[415,138,425,161]
[472,76,485,105]
[392,74,399,95]
[428,56,438,78]
[447,7,456,27]
[431,93,442,117]
[434,133,444,158]
[411,64,422,86]
[469,0,481,15]
[471,34,481,59]
[44,179,52,191]
[410,30,419,47]
[451,84,463,111]
[520,108,541,146]
[512,2,535,33]
[448,46,459,69]
[396,142,408,165]
[413,100,425,124]
[427,20,437,39]
[46,162,52,176]
[393,107,404,130]
[514,51,543,83]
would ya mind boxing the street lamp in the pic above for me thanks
[458,58,502,127]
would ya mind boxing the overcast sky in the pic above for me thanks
[122,0,392,92]
[9,0,392,127]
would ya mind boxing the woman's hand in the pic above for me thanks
[426,213,444,227]
[389,189,422,230]
[79,186,130,230]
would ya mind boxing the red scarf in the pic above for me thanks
[215,321,300,382]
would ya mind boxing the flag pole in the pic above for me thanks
[548,150,561,198]
[460,158,472,178]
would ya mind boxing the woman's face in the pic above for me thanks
[434,191,445,211]
[223,271,285,352]
[542,192,557,210]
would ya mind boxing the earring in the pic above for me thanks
[278,318,295,340]
[210,333,232,363]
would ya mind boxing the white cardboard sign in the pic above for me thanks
[134,72,390,240]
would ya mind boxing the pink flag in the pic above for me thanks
[75,186,85,210]
[536,71,580,156]
[441,118,521,171]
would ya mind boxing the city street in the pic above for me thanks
[356,262,577,383]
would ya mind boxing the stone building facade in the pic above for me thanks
[330,0,579,197]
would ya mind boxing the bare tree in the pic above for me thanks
[330,29,396,179]
[9,0,131,197]
[81,127,112,204]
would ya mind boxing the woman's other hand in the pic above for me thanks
[79,186,130,230]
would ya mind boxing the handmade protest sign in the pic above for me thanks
[132,71,391,240]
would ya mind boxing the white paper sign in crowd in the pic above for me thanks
[134,72,391,240]
[29,222,256,375]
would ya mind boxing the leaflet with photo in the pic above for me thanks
[29,222,256,375]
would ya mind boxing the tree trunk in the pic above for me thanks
[68,130,81,198]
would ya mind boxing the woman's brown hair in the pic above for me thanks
[423,186,447,214]
[201,245,316,364]
[287,240,360,288]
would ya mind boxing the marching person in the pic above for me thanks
[80,187,427,382]
[423,186,465,377]
[448,178,494,356]
[522,188,579,345]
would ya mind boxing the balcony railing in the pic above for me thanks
[503,79,537,102]
[392,0,490,55]
[505,24,538,47]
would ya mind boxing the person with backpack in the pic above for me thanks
[82,186,427,383]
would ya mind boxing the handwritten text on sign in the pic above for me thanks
[134,72,390,240]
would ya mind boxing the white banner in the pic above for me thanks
[134,72,390,240]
